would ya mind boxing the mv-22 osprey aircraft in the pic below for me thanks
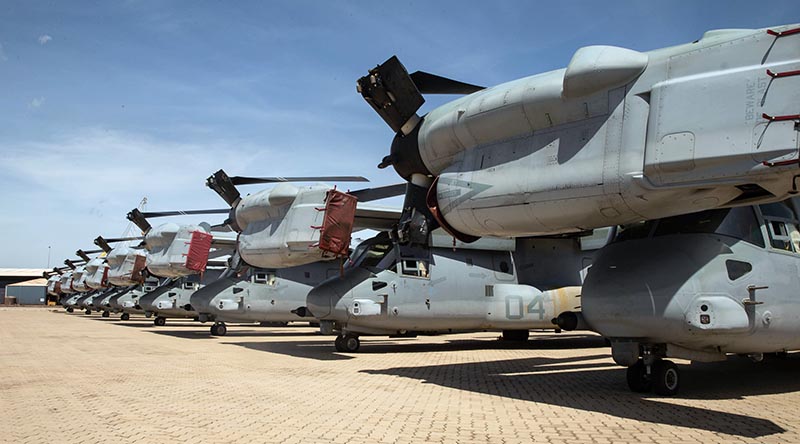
[358,23,800,394]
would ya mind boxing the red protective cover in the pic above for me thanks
[319,190,358,256]
[185,231,213,272]
[131,255,147,283]
[54,282,62,294]
[101,267,109,287]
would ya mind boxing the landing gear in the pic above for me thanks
[102,310,110,318]
[66,307,74,313]
[625,360,652,393]
[626,358,679,396]
[84,309,92,315]
[120,313,130,321]
[652,360,679,396]
[334,334,360,352]
[210,322,227,336]
[501,330,529,342]
[153,316,166,327]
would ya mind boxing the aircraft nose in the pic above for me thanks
[306,284,334,319]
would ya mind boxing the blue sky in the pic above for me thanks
[1,0,797,268]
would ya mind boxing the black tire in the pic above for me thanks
[154,316,166,327]
[652,360,679,396]
[626,360,652,393]
[66,307,74,313]
[216,323,227,336]
[210,325,218,336]
[121,313,130,321]
[85,309,92,315]
[102,311,109,318]
[334,335,346,352]
[501,330,529,342]
[343,335,360,352]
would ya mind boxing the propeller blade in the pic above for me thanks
[75,249,91,262]
[229,176,369,185]
[127,209,152,233]
[206,170,241,207]
[350,183,407,202]
[139,209,230,217]
[358,55,425,134]
[409,71,485,95]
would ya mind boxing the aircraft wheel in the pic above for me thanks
[102,311,109,318]
[84,309,92,315]
[652,360,679,396]
[215,323,227,336]
[66,307,74,313]
[334,335,345,352]
[144,312,152,318]
[626,360,652,393]
[210,324,218,336]
[340,334,360,352]
[501,330,529,342]
[120,313,130,321]
[154,316,166,327]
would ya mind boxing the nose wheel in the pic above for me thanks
[153,316,166,327]
[626,359,679,396]
[66,307,74,313]
[120,313,130,321]
[102,310,110,318]
[334,334,360,352]
[84,309,92,315]
[210,322,227,336]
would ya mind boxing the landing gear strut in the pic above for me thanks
[210,322,227,336]
[334,334,360,352]
[120,313,130,321]
[153,316,166,327]
[626,358,680,396]
[102,310,110,318]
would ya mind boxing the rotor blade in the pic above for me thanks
[206,170,241,207]
[409,71,485,95]
[75,249,91,262]
[127,209,152,233]
[349,183,407,202]
[229,176,369,185]
[358,55,425,133]
[209,223,233,233]
[139,209,231,218]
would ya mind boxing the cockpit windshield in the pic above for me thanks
[347,233,394,271]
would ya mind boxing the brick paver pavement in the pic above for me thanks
[1,307,799,443]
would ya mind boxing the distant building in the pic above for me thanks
[0,269,48,303]
[5,278,48,305]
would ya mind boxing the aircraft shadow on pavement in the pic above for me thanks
[148,328,322,340]
[361,355,796,438]
[223,340,355,361]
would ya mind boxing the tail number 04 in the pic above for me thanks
[505,295,545,320]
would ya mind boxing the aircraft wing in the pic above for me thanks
[353,204,402,230]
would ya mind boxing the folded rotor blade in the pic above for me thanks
[229,176,369,185]
[206,170,241,207]
[127,208,152,233]
[139,209,230,217]
[409,71,485,95]
[349,183,407,202]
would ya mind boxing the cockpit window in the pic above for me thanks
[759,202,800,253]
[400,260,429,278]
[348,234,395,271]
[653,207,765,247]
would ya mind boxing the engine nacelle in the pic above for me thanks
[106,245,147,286]
[84,257,109,290]
[416,25,800,238]
[46,275,61,296]
[145,223,214,278]
[71,266,90,293]
[58,272,75,294]
[235,184,357,268]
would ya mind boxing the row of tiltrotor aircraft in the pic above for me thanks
[47,23,800,397]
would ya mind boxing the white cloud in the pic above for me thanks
[29,97,46,108]
[0,43,7,62]
[38,34,52,45]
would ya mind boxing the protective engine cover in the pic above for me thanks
[145,223,214,278]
